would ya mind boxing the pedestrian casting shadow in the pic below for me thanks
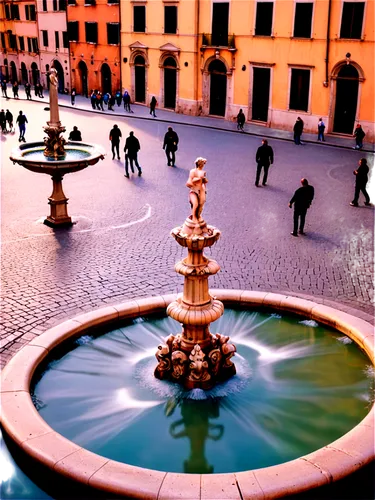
[302,232,339,247]
[260,185,288,195]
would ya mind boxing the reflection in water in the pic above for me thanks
[167,398,223,473]
[33,309,373,474]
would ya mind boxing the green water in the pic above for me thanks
[22,148,91,161]
[33,310,373,474]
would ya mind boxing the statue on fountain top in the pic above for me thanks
[43,66,66,158]
[186,157,208,224]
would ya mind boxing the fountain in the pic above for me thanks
[155,158,237,389]
[9,67,104,227]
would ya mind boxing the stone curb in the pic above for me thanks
[1,291,374,499]
[8,95,375,153]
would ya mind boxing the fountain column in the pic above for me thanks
[155,158,236,390]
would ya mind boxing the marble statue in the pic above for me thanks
[186,157,208,223]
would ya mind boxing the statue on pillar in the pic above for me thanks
[43,66,66,158]
[186,157,208,223]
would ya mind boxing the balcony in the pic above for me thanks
[201,33,235,49]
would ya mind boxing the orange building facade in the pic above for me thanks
[67,0,120,96]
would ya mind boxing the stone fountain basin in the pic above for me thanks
[1,291,374,500]
[9,141,105,175]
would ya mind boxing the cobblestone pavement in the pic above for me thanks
[1,97,374,367]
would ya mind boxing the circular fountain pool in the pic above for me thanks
[32,308,373,475]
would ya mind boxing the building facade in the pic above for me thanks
[67,0,120,96]
[0,0,41,86]
[36,0,71,92]
[120,0,374,141]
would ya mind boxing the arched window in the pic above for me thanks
[164,57,177,68]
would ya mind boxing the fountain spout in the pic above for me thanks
[155,158,236,390]
[43,67,66,158]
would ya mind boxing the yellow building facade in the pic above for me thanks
[120,0,375,140]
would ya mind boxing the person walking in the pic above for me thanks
[350,158,371,207]
[68,126,82,141]
[150,96,157,117]
[124,131,142,177]
[289,178,315,236]
[293,117,304,145]
[353,124,365,150]
[317,118,325,142]
[237,109,245,131]
[163,126,179,167]
[109,124,122,160]
[0,110,6,133]
[108,94,115,111]
[37,82,44,98]
[123,90,133,113]
[5,109,13,132]
[25,82,32,100]
[90,90,97,110]
[16,110,28,142]
[12,81,19,99]
[1,80,9,98]
[255,139,274,186]
[115,90,122,107]
[71,87,76,106]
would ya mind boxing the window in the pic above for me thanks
[85,0,96,5]
[59,0,66,10]
[293,3,313,37]
[85,22,98,43]
[67,21,79,41]
[164,6,177,34]
[1,33,7,49]
[53,0,58,11]
[27,38,32,52]
[68,0,77,4]
[63,31,69,48]
[212,2,229,45]
[11,4,20,20]
[289,68,310,111]
[18,36,25,51]
[32,38,39,53]
[42,0,47,11]
[25,5,36,21]
[340,2,365,39]
[133,6,146,32]
[107,23,120,44]
[9,32,17,50]
[5,4,11,19]
[55,31,60,49]
[255,2,273,36]
[108,0,119,3]
[42,30,49,47]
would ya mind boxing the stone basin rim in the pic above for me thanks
[1,290,374,500]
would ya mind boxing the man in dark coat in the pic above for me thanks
[68,126,82,141]
[25,82,32,100]
[109,124,122,160]
[124,131,142,177]
[293,117,304,145]
[0,109,6,133]
[163,126,179,167]
[350,158,370,207]
[16,110,28,142]
[289,178,314,236]
[1,80,8,98]
[353,124,365,150]
[255,139,274,186]
[6,109,13,132]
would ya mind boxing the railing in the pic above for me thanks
[201,33,235,49]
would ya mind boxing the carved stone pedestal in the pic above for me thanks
[44,173,72,227]
[155,216,236,390]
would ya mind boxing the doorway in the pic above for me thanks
[333,64,359,134]
[31,62,39,86]
[78,61,88,97]
[21,62,28,84]
[52,60,64,93]
[10,61,17,82]
[134,55,145,103]
[252,67,270,122]
[209,59,227,116]
[164,57,177,109]
[101,63,111,94]
[3,58,9,81]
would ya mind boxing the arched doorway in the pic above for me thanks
[333,64,359,134]
[21,62,28,84]
[31,62,39,86]
[163,56,177,109]
[78,61,88,97]
[10,61,17,82]
[52,60,64,93]
[134,55,146,103]
[3,58,9,81]
[209,60,227,116]
[101,63,111,94]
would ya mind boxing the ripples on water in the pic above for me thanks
[33,309,372,474]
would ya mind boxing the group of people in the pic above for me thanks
[1,80,42,100]
[0,109,14,133]
[107,124,180,177]
[89,89,134,113]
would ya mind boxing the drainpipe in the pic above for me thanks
[324,0,332,87]
[194,0,200,111]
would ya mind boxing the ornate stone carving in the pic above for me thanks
[154,158,236,390]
